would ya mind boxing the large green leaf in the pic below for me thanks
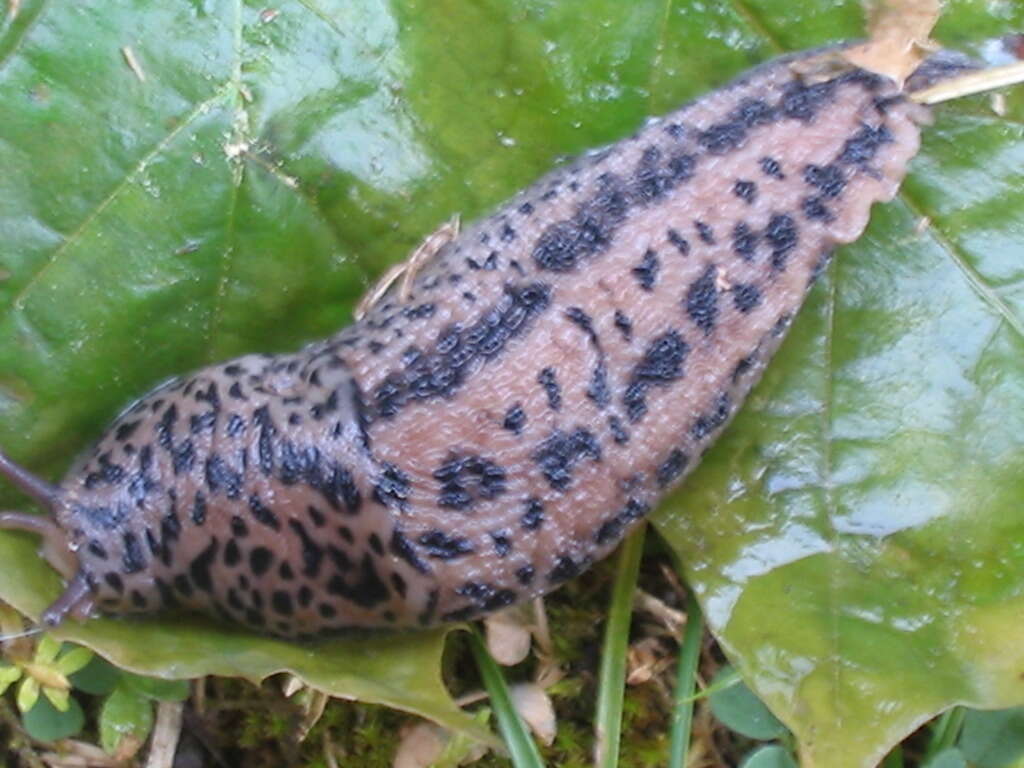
[1,0,1022,763]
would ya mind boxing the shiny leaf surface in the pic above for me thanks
[1,0,1022,761]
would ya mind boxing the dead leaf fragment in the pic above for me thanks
[842,0,942,87]
[484,604,533,666]
[392,722,446,768]
[509,683,557,746]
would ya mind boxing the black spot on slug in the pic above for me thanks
[686,264,719,335]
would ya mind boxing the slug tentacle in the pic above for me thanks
[0,450,61,509]
[0,451,79,580]
[40,570,95,627]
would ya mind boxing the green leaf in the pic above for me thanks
[69,655,121,695]
[42,684,70,712]
[0,663,23,695]
[0,0,1023,762]
[923,748,969,768]
[959,708,1024,768]
[56,645,94,677]
[122,672,190,702]
[21,693,85,743]
[741,745,799,768]
[709,666,788,741]
[16,675,40,714]
[100,682,154,755]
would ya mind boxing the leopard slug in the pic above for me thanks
[0,47,944,639]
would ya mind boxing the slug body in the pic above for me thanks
[2,48,934,639]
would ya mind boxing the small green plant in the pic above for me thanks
[0,612,189,758]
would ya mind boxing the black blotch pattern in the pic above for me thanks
[503,403,527,434]
[288,519,324,578]
[374,282,550,417]
[490,531,512,557]
[418,530,475,559]
[278,440,362,515]
[326,553,390,609]
[450,582,516,617]
[733,179,757,204]
[631,249,659,292]
[656,449,689,487]
[764,213,798,270]
[189,537,219,592]
[631,146,696,204]
[516,565,535,585]
[373,463,410,509]
[548,554,580,584]
[248,495,281,531]
[533,173,630,272]
[521,498,545,530]
[667,228,690,256]
[839,123,893,166]
[692,393,732,440]
[390,529,429,574]
[732,221,759,260]
[532,428,601,491]
[249,547,274,576]
[614,310,633,341]
[686,264,719,335]
[537,367,561,411]
[695,220,715,244]
[434,453,507,510]
[623,330,689,422]
[733,283,762,313]
[608,415,629,445]
[205,455,242,499]
[760,156,785,179]
[802,196,833,222]
[191,491,206,526]
[587,362,611,408]
[804,164,846,198]
[780,80,835,122]
[595,499,650,545]
[122,532,145,574]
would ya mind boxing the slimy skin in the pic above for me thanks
[1,48,934,639]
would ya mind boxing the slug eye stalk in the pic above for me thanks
[0,450,93,625]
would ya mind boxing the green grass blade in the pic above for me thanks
[925,707,967,761]
[594,524,647,768]
[668,589,704,768]
[468,629,545,768]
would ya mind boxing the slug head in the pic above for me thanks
[0,450,94,626]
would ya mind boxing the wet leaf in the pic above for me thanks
[1,0,1023,762]
[709,666,788,742]
[742,745,800,768]
[99,682,153,757]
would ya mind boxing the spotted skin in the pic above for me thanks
[25,48,932,639]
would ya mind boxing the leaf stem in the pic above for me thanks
[925,707,966,760]
[594,524,646,768]
[468,628,544,768]
[668,588,703,768]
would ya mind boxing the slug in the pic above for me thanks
[0,46,952,640]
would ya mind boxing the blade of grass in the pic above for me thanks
[594,524,647,768]
[676,665,738,705]
[468,628,545,768]
[668,589,703,768]
[924,707,966,762]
